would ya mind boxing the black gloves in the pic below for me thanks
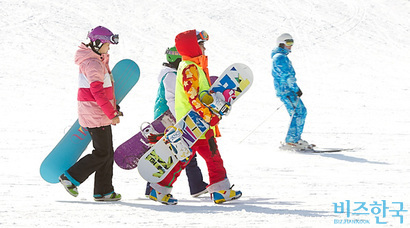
[296,89,303,97]
[116,105,124,116]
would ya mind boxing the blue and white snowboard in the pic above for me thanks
[40,59,140,183]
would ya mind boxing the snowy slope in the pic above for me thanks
[1,0,410,227]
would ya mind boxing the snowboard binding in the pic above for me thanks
[140,122,163,145]
[200,89,235,116]
[164,126,192,162]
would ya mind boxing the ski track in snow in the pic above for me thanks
[1,0,410,227]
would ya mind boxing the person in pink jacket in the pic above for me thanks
[59,26,122,201]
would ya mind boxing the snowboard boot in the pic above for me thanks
[59,174,78,197]
[145,183,153,198]
[211,185,242,204]
[191,189,208,198]
[148,188,178,205]
[94,191,121,201]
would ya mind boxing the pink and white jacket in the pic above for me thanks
[75,44,118,128]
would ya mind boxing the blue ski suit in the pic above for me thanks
[271,47,307,143]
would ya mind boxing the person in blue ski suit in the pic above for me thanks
[271,33,310,148]
[145,46,208,197]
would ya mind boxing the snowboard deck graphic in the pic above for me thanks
[137,110,210,183]
[137,63,253,183]
[113,73,244,171]
[40,59,140,183]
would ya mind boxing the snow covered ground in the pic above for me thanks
[1,0,410,227]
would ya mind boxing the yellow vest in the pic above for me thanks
[175,60,214,138]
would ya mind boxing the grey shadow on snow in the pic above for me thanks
[57,197,332,217]
[296,149,390,165]
[318,153,389,165]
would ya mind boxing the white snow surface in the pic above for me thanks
[1,0,410,227]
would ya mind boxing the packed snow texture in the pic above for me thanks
[1,0,410,227]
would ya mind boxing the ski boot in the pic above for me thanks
[284,139,315,150]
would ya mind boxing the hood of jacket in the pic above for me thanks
[75,43,102,66]
[175,30,202,58]
[271,46,290,58]
[175,30,210,79]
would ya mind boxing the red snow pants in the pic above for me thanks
[159,130,227,188]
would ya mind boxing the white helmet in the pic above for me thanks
[276,33,294,46]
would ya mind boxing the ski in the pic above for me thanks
[280,143,355,153]
[297,148,352,153]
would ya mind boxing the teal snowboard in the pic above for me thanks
[40,59,140,183]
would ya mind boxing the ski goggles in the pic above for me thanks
[165,48,180,56]
[284,39,294,46]
[196,30,209,42]
[110,34,119,44]
[89,34,119,44]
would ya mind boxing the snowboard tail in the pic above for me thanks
[114,109,175,170]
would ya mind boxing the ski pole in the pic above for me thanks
[239,102,285,144]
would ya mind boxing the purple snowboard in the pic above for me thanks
[114,109,175,170]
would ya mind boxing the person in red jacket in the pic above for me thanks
[147,29,242,205]
[58,26,122,201]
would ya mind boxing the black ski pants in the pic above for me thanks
[67,125,114,196]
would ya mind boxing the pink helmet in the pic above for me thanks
[87,26,119,45]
